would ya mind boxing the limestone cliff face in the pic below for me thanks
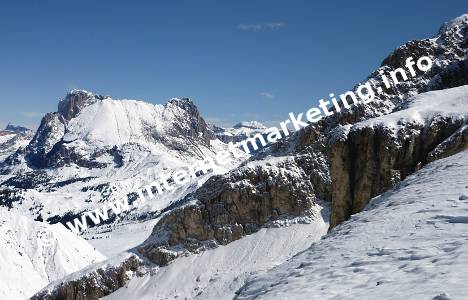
[428,124,468,161]
[136,15,468,265]
[138,159,315,265]
[29,15,468,299]
[57,90,101,121]
[329,115,467,227]
[31,255,141,300]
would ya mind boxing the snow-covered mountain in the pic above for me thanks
[236,149,468,300]
[0,124,33,162]
[0,207,105,299]
[211,121,267,143]
[0,90,247,256]
[32,83,468,300]
[2,13,468,300]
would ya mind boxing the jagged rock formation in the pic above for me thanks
[158,98,216,148]
[0,89,238,250]
[0,124,34,163]
[211,121,267,143]
[135,14,468,266]
[24,14,468,300]
[57,90,102,121]
[19,91,216,169]
[25,112,66,168]
[4,124,32,134]
[428,124,468,161]
[138,159,315,265]
[31,255,141,300]
[329,87,468,227]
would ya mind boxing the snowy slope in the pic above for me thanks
[0,91,248,257]
[354,85,468,131]
[64,97,204,147]
[0,130,32,162]
[236,149,468,300]
[211,121,267,143]
[0,208,106,299]
[104,204,328,300]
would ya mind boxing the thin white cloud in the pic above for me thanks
[259,92,274,99]
[237,22,285,32]
[21,111,44,118]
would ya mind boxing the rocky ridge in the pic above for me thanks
[135,14,468,265]
[28,14,468,300]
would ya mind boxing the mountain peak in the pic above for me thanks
[233,121,266,130]
[165,97,196,111]
[438,14,468,34]
[4,123,31,134]
[58,90,109,121]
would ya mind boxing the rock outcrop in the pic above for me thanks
[160,98,216,147]
[138,159,315,265]
[329,114,467,227]
[211,121,268,144]
[23,15,468,300]
[57,90,101,121]
[31,255,141,300]
[136,14,468,266]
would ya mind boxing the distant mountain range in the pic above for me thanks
[1,13,467,300]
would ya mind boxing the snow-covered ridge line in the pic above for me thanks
[0,207,106,299]
[63,55,433,236]
[236,149,468,300]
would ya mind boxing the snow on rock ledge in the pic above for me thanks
[329,85,468,227]
[237,149,468,300]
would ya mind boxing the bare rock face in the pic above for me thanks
[162,98,216,147]
[57,90,101,121]
[329,115,467,228]
[21,90,101,168]
[138,160,315,265]
[428,124,468,161]
[282,14,468,227]
[31,255,141,300]
[136,15,468,266]
[25,112,66,168]
[4,124,32,134]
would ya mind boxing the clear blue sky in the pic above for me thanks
[0,0,466,129]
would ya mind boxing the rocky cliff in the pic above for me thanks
[138,157,315,265]
[136,14,468,265]
[28,14,468,300]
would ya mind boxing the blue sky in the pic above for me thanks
[0,0,466,129]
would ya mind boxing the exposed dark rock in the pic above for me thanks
[136,15,468,267]
[428,124,468,162]
[0,188,25,209]
[163,98,216,147]
[4,124,32,134]
[57,90,99,121]
[2,171,53,190]
[329,115,467,228]
[24,112,65,168]
[138,161,315,265]
[30,255,141,300]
